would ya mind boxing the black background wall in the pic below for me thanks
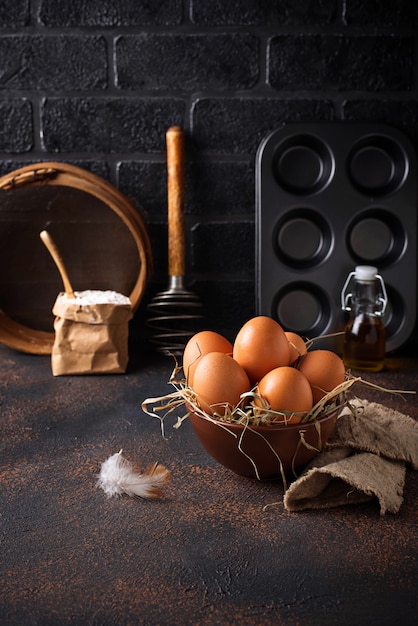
[0,0,417,349]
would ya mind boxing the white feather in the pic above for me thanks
[97,449,170,499]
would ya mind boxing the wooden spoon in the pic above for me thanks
[40,230,75,298]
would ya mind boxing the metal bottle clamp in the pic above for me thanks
[341,266,388,317]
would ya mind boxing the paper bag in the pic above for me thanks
[51,291,133,375]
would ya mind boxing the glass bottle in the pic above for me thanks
[341,265,387,372]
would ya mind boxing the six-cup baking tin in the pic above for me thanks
[256,123,417,353]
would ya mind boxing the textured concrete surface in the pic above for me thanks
[0,345,417,625]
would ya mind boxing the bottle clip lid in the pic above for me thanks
[341,266,388,316]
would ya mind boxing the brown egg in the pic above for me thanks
[233,316,291,384]
[256,366,313,424]
[298,349,346,405]
[285,331,308,363]
[183,331,233,386]
[192,351,251,417]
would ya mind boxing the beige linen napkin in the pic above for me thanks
[284,398,418,515]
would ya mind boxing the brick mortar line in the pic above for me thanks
[1,93,417,101]
[0,26,415,35]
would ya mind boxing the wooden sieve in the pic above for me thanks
[0,162,152,354]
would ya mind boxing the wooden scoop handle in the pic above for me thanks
[40,230,75,298]
[166,126,186,277]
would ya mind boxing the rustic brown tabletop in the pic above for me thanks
[1,344,417,625]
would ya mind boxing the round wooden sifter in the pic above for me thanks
[0,162,152,354]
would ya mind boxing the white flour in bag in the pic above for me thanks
[58,290,132,307]
[52,290,133,375]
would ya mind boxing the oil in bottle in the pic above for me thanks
[341,266,387,372]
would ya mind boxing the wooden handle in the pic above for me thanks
[166,126,185,277]
[40,230,75,298]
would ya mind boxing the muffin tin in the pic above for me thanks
[256,123,417,353]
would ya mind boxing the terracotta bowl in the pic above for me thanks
[189,409,339,479]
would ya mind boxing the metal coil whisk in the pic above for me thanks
[147,278,205,356]
[147,126,206,355]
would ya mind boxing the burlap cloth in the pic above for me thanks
[284,398,418,515]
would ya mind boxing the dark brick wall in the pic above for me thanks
[0,0,417,342]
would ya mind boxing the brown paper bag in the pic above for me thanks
[51,291,133,375]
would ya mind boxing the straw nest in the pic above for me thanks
[141,359,412,438]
